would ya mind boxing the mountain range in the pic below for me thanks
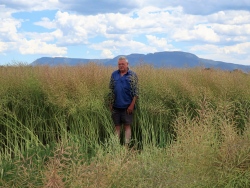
[32,51,250,72]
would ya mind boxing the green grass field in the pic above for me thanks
[0,63,250,187]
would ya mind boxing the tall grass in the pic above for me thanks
[0,63,250,187]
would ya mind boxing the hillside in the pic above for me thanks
[32,51,250,72]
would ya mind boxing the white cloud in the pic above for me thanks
[90,39,155,56]
[207,11,250,25]
[58,0,141,15]
[101,49,114,58]
[222,42,250,55]
[41,7,182,45]
[190,43,250,56]
[0,42,8,53]
[29,7,227,48]
[2,0,250,16]
[0,7,68,56]
[105,13,135,33]
[53,11,105,45]
[194,25,220,42]
[90,35,175,57]
[212,24,250,36]
[19,39,67,55]
[34,17,57,29]
[146,35,174,50]
[0,17,21,42]
[173,25,220,43]
[0,0,60,11]
[190,44,220,53]
[0,4,15,18]
[190,42,250,65]
[23,29,63,43]
[155,0,250,15]
[0,6,21,54]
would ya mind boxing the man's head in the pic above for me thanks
[118,56,129,73]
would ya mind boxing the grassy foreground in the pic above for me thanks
[0,63,250,187]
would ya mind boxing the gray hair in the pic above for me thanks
[118,56,128,63]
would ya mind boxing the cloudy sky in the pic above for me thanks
[0,0,250,65]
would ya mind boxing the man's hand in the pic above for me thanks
[127,96,137,114]
[127,104,134,114]
[109,104,113,112]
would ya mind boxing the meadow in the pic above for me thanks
[0,63,250,187]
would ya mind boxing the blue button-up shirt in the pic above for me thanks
[109,69,139,109]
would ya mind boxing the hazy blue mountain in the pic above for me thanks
[31,51,250,72]
[32,57,110,66]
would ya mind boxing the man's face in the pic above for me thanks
[118,59,128,72]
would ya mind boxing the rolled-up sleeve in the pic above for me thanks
[130,73,139,98]
[108,75,115,105]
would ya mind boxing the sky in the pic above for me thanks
[0,0,250,65]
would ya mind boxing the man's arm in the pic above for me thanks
[127,96,138,114]
[127,73,139,114]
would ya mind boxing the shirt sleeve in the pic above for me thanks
[130,72,139,98]
[108,75,115,105]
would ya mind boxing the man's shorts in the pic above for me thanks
[111,107,134,126]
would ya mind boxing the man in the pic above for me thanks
[108,56,139,145]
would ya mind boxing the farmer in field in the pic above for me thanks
[108,56,139,146]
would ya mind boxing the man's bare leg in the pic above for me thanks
[124,125,131,144]
[115,125,121,140]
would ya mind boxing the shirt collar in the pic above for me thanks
[118,68,130,75]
